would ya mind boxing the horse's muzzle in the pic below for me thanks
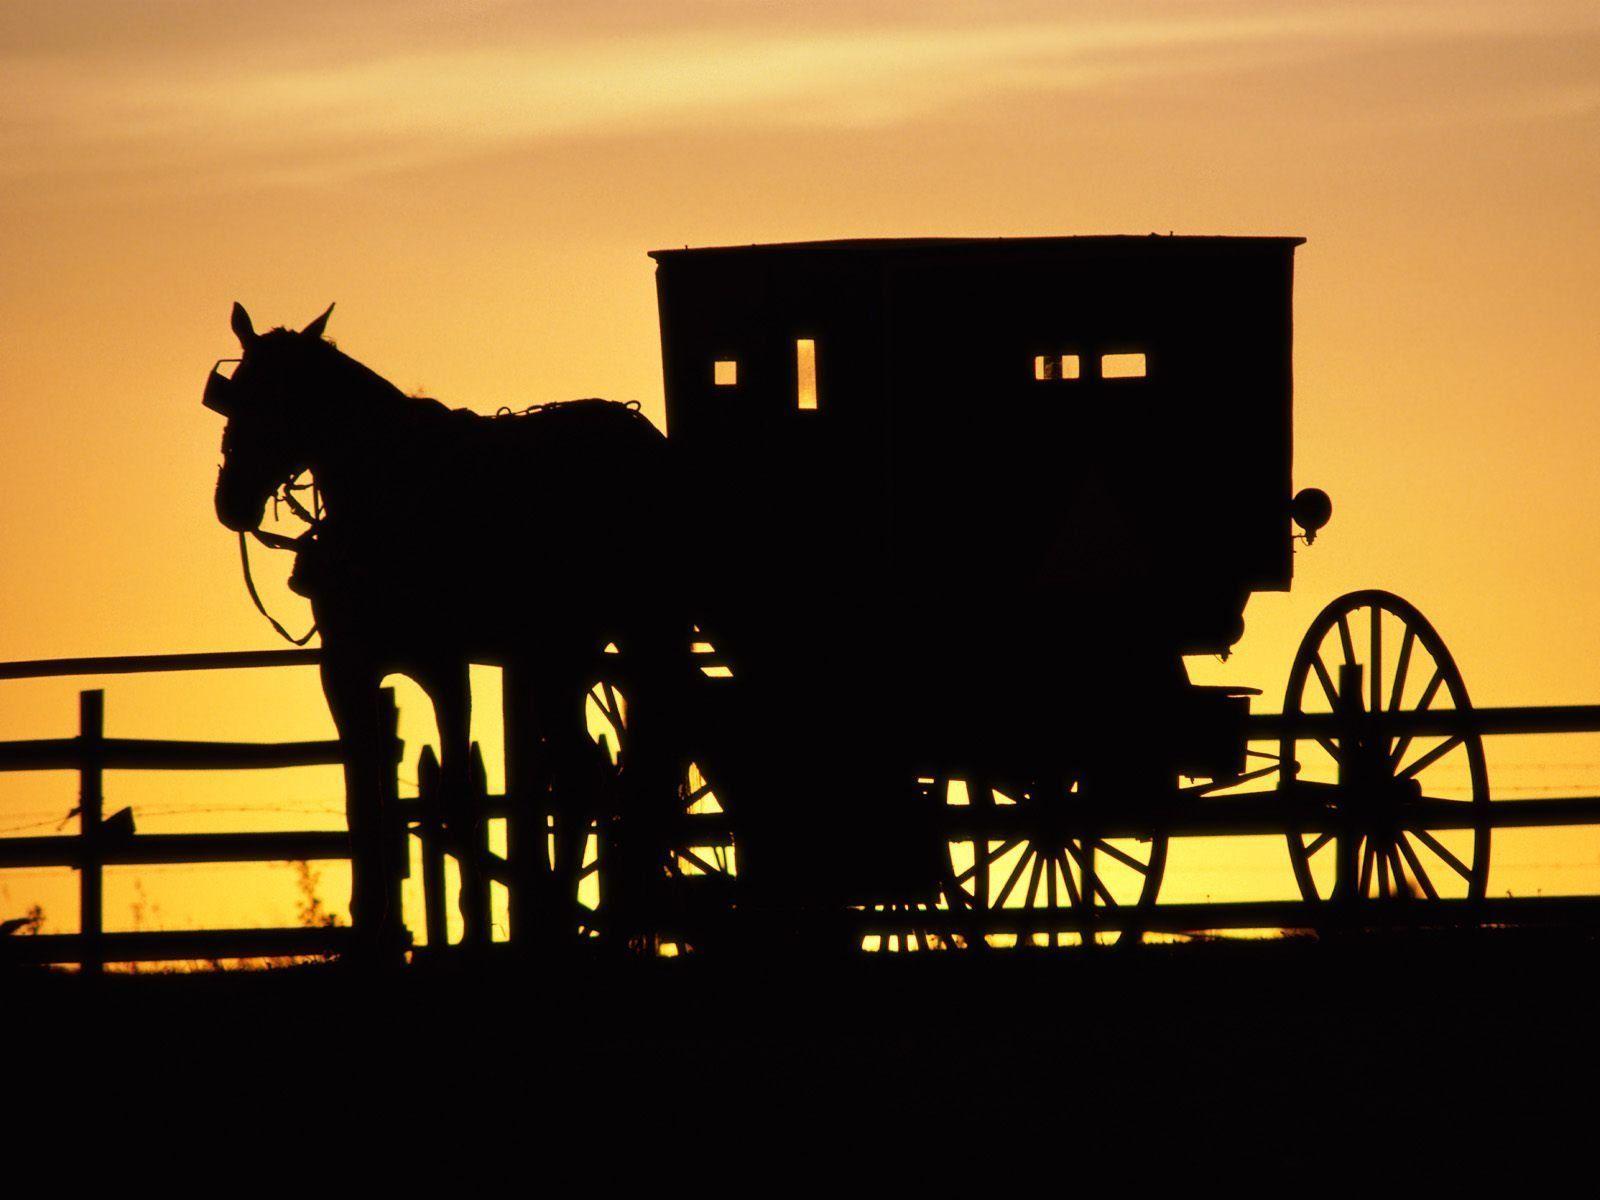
[214,475,267,533]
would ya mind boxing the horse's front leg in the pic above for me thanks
[321,655,401,956]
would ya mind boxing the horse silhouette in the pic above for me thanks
[206,303,691,948]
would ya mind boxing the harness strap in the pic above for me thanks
[240,531,318,646]
[250,528,303,552]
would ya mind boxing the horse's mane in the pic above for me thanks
[277,330,453,424]
[277,329,652,439]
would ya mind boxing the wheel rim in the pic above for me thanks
[941,776,1168,946]
[1281,591,1490,904]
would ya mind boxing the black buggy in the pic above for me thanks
[568,235,1422,949]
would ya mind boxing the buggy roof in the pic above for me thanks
[648,235,1305,262]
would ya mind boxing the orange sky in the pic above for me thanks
[2,1,1599,936]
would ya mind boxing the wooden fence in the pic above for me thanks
[12,649,1600,968]
[0,650,379,970]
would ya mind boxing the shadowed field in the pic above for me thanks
[11,928,1597,1166]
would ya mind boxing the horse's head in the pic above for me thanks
[206,301,336,532]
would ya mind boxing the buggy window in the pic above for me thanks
[1033,354,1080,382]
[796,339,818,410]
[1101,352,1147,379]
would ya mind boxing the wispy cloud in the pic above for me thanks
[3,1,1595,193]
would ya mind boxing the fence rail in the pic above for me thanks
[0,830,353,869]
[1246,704,1600,740]
[0,736,346,772]
[0,648,322,682]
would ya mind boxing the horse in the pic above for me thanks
[205,302,692,950]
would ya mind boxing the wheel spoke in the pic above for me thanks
[1389,626,1416,713]
[1358,840,1374,895]
[1377,842,1391,898]
[1396,831,1440,900]
[1389,670,1446,768]
[1304,829,1335,858]
[1089,869,1117,908]
[1312,654,1340,709]
[1024,851,1046,908]
[1398,735,1465,781]
[1409,827,1474,883]
[1065,841,1116,907]
[677,848,726,877]
[1092,839,1149,874]
[1386,843,1410,899]
[1337,614,1356,669]
[953,837,1024,885]
[1062,851,1088,908]
[1370,606,1383,715]
[1046,853,1059,909]
[993,844,1035,907]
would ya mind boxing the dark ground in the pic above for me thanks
[8,929,1596,1175]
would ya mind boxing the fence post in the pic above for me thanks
[1333,663,1364,911]
[79,689,104,975]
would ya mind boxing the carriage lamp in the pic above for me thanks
[1291,487,1332,544]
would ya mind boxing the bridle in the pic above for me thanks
[239,471,323,647]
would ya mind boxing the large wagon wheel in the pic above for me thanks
[1282,590,1490,904]
[939,775,1168,947]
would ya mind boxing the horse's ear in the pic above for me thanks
[231,302,257,347]
[302,302,335,341]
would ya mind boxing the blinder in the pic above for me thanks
[203,358,242,415]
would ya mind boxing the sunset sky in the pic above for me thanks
[2,0,1599,937]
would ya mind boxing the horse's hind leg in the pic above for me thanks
[526,651,611,939]
[416,660,489,945]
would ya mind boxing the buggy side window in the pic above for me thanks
[713,359,738,386]
[1033,353,1081,382]
[795,339,818,410]
[1101,352,1147,379]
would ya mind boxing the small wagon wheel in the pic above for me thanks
[859,779,968,953]
[1281,590,1490,904]
[938,775,1168,947]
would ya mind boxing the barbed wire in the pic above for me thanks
[0,803,350,835]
